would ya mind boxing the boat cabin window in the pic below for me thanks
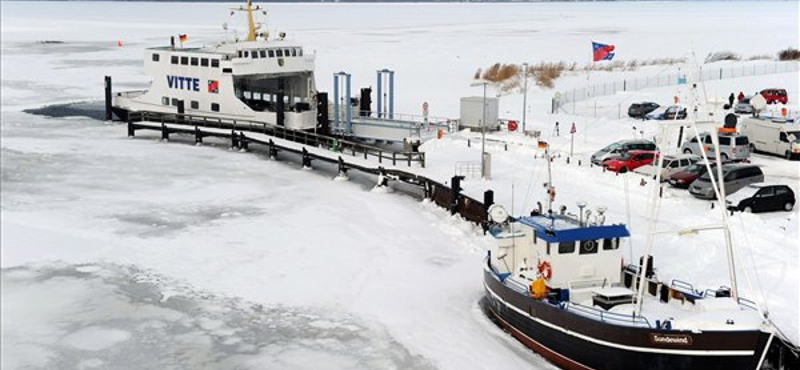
[268,50,275,58]
[276,49,283,57]
[180,56,189,65]
[211,59,220,68]
[284,49,291,57]
[558,241,576,254]
[211,103,220,112]
[222,67,232,73]
[171,56,178,65]
[171,98,179,107]
[260,50,266,58]
[298,48,303,57]
[191,57,199,66]
[546,242,551,255]
[161,97,169,106]
[152,53,160,62]
[190,100,199,109]
[603,238,620,250]
[291,48,297,57]
[579,240,598,255]
[252,51,259,59]
[243,51,249,58]
[201,58,209,67]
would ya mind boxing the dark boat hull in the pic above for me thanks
[483,269,772,370]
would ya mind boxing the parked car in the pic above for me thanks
[646,105,687,120]
[739,117,800,160]
[734,96,755,114]
[689,164,764,199]
[760,88,788,105]
[628,102,660,119]
[591,140,657,165]
[668,161,719,188]
[726,183,795,213]
[680,132,751,160]
[634,154,701,179]
[604,150,658,173]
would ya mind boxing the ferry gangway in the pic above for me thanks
[331,110,458,142]
[124,111,425,167]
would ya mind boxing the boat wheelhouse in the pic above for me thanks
[483,208,773,370]
[112,1,317,131]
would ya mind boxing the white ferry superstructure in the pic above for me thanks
[112,1,317,131]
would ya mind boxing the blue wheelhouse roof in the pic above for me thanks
[518,215,630,244]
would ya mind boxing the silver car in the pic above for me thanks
[689,164,764,199]
[680,132,751,160]
[591,140,657,165]
[734,96,754,114]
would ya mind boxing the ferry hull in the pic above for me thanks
[483,270,771,370]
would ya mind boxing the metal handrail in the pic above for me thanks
[127,110,425,167]
[564,301,652,328]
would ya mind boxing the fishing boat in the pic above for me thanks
[482,113,776,369]
[111,1,318,131]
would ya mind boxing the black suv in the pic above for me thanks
[628,102,660,119]
[727,184,796,213]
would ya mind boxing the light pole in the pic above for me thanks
[522,62,528,134]
[471,81,489,179]
[481,82,487,179]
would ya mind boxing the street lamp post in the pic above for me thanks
[481,82,487,179]
[522,62,528,134]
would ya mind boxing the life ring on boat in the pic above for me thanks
[538,260,553,280]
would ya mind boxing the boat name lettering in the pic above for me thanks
[166,76,200,92]
[649,334,693,346]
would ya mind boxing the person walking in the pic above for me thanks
[737,91,745,102]
[728,93,735,108]
[554,121,560,136]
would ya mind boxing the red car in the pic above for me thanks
[604,150,658,173]
[760,88,788,104]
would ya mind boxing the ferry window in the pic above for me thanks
[222,67,232,73]
[268,50,275,58]
[211,59,220,68]
[180,56,189,65]
[260,50,266,58]
[579,240,598,255]
[284,49,290,57]
[190,57,198,66]
[161,97,169,105]
[602,238,617,250]
[200,58,209,67]
[292,48,297,57]
[152,53,160,62]
[244,51,249,58]
[190,100,199,110]
[546,242,551,255]
[558,241,575,254]
[171,98,179,107]
[252,51,259,59]
[171,55,178,64]
[298,48,303,57]
[211,103,220,112]
[276,49,283,57]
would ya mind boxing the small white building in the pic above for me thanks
[460,96,499,131]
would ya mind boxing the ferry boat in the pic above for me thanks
[112,1,318,131]
[482,149,775,370]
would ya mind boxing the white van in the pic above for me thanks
[739,117,800,160]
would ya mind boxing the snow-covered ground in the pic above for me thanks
[2,1,798,369]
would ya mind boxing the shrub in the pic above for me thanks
[778,47,800,61]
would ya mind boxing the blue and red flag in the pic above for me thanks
[592,41,615,62]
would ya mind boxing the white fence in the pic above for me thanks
[557,62,799,111]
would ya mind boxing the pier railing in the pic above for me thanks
[125,111,425,167]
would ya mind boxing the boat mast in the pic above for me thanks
[245,0,258,42]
